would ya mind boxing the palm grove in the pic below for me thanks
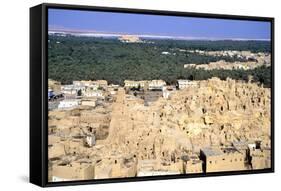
[48,35,271,87]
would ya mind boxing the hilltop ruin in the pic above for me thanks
[48,77,271,181]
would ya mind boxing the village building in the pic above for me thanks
[51,162,95,182]
[124,80,149,90]
[58,99,80,109]
[74,85,86,94]
[108,84,119,89]
[81,99,97,107]
[200,147,246,173]
[148,80,166,91]
[48,77,271,180]
[124,80,141,89]
[83,90,104,98]
[73,81,85,87]
[107,84,119,95]
[232,141,251,162]
[177,79,198,89]
[73,80,108,90]
[93,80,108,89]
[94,157,137,179]
[86,84,99,91]
[61,85,77,95]
[184,63,196,68]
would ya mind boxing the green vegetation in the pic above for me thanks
[180,65,271,87]
[48,35,271,87]
[153,39,271,53]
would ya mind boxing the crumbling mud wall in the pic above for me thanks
[48,78,271,180]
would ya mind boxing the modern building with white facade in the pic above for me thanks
[58,99,80,109]
[177,79,198,89]
[148,80,166,90]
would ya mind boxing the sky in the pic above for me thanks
[48,8,271,40]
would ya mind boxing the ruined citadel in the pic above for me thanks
[48,77,271,181]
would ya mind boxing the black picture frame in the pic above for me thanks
[30,3,275,187]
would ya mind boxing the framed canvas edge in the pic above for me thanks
[30,3,275,187]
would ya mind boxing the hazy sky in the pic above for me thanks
[48,8,271,40]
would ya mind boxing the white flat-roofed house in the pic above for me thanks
[83,90,104,98]
[73,81,84,86]
[81,99,97,107]
[124,80,149,90]
[184,64,196,68]
[177,79,198,89]
[58,99,80,109]
[86,84,99,91]
[93,80,108,89]
[61,85,76,95]
[109,84,119,89]
[148,80,166,91]
[138,81,149,89]
[61,84,86,96]
[73,80,108,90]
[124,80,140,89]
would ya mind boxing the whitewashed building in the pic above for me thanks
[61,85,76,95]
[148,80,166,90]
[81,99,97,107]
[177,80,198,89]
[58,99,80,109]
[83,90,103,98]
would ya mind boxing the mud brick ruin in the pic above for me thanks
[48,77,271,181]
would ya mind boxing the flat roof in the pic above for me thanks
[201,147,224,156]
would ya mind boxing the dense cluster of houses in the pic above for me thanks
[48,80,119,109]
[48,77,271,181]
[199,139,271,172]
[49,138,270,181]
[183,50,271,70]
[48,79,199,110]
